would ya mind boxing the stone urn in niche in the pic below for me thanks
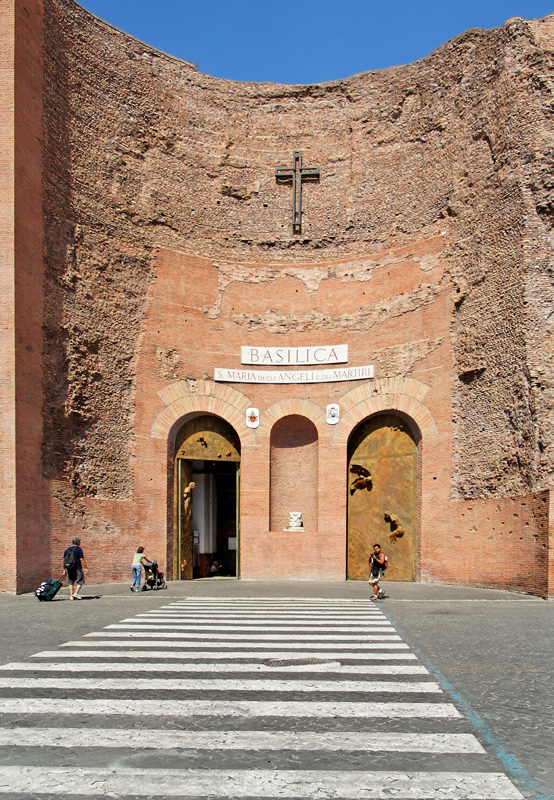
[285,512,304,531]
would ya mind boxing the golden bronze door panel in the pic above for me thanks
[175,458,194,580]
[175,415,240,462]
[347,414,416,581]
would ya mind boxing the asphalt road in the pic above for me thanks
[0,579,550,800]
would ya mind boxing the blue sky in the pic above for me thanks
[79,1,554,84]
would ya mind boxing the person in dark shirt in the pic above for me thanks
[368,543,386,601]
[63,537,88,600]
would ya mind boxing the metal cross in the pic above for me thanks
[275,150,320,234]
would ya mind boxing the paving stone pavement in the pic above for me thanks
[0,580,550,800]
[381,594,554,800]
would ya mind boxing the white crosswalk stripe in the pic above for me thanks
[115,619,396,629]
[0,728,485,752]
[107,623,396,633]
[0,597,523,799]
[0,766,523,798]
[112,613,390,620]
[85,630,404,642]
[3,660,430,674]
[34,647,419,659]
[0,676,442,692]
[0,698,461,718]
[76,636,411,649]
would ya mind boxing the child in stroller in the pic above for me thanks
[141,560,167,591]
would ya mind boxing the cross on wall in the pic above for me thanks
[275,150,320,234]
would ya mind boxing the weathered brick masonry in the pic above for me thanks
[1,0,46,594]
[2,0,554,594]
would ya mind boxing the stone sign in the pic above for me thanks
[214,365,374,384]
[241,345,348,366]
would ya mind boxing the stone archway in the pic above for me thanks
[173,415,241,580]
[347,413,418,581]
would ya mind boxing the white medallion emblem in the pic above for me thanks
[246,407,260,429]
[326,403,340,425]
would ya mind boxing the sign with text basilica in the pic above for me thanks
[241,345,348,366]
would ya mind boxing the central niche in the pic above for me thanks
[270,415,318,532]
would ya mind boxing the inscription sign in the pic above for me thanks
[242,345,348,366]
[214,365,374,384]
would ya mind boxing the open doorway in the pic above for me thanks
[173,415,240,579]
[190,460,239,578]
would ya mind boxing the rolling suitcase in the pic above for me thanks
[35,578,63,601]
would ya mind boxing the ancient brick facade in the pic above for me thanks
[2,0,554,595]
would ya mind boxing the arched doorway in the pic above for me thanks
[347,413,417,581]
[173,415,241,579]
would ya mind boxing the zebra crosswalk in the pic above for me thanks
[0,598,524,799]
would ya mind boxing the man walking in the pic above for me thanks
[368,543,386,601]
[63,537,88,599]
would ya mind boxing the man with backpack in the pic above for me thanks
[368,542,387,601]
[63,537,88,600]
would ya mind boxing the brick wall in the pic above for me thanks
[0,0,17,591]
[421,492,552,596]
[270,416,318,532]
[3,0,554,595]
[0,0,46,593]
[14,0,47,592]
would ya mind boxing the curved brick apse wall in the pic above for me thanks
[3,0,554,592]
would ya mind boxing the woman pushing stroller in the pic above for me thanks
[130,546,152,592]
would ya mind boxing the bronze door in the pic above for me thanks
[175,458,194,580]
[347,414,417,581]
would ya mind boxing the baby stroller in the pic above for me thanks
[141,560,167,591]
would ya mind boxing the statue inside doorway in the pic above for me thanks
[183,481,195,519]
[181,481,196,576]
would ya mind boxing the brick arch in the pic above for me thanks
[333,377,437,445]
[258,398,326,438]
[150,379,252,441]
